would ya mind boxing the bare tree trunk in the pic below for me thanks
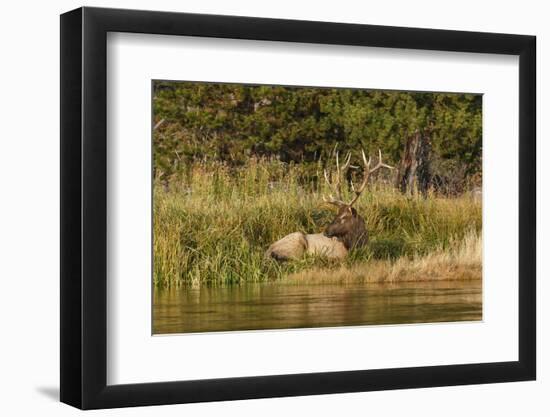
[395,129,432,196]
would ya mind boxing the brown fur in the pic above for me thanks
[324,206,368,250]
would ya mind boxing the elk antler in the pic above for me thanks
[323,150,352,208]
[347,149,394,207]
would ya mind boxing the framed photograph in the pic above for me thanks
[60,6,536,409]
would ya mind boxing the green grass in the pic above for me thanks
[153,158,482,287]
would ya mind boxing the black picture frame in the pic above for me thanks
[60,6,536,410]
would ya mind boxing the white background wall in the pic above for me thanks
[0,0,546,415]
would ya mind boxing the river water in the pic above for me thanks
[153,280,481,334]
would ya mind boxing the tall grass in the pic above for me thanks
[153,158,482,287]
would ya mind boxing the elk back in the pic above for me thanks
[304,233,348,259]
[265,232,308,261]
[265,232,348,261]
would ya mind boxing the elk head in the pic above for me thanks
[323,149,393,250]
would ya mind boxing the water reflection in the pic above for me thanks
[153,280,482,334]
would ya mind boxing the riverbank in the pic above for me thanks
[286,229,481,284]
[153,159,482,287]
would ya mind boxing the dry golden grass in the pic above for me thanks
[286,229,481,284]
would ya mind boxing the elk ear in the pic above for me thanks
[346,206,353,216]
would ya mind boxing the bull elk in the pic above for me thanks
[265,149,393,261]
